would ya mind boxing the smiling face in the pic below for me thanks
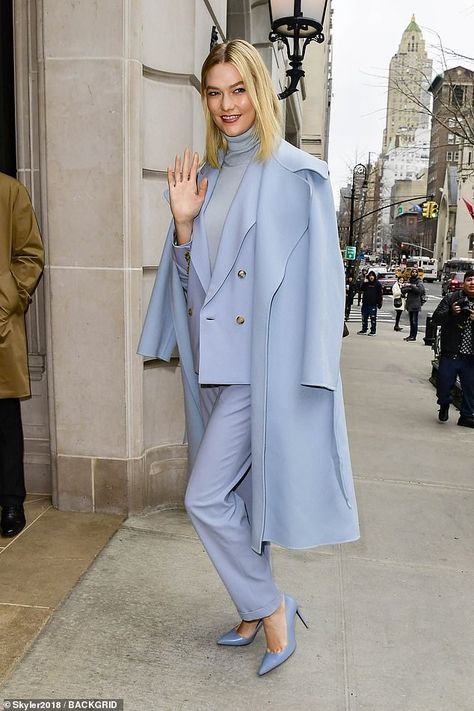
[205,62,256,137]
[463,274,474,297]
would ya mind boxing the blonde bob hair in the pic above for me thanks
[201,39,282,167]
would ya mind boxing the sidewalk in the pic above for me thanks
[1,322,473,710]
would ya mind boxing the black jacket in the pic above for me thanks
[431,289,474,355]
[360,280,383,308]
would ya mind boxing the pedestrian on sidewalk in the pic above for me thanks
[0,172,44,537]
[392,276,405,331]
[345,275,356,321]
[138,39,359,677]
[358,270,383,335]
[431,270,474,427]
[401,268,425,341]
[356,267,367,306]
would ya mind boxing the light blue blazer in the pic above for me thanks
[139,139,360,553]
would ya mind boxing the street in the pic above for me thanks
[347,280,442,333]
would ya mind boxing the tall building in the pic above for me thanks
[2,1,333,516]
[382,15,432,154]
[377,17,432,254]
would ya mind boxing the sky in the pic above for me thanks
[328,0,474,206]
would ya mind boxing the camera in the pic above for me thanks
[456,295,472,315]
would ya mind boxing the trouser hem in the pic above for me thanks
[239,592,283,621]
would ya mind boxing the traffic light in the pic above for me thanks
[422,200,439,218]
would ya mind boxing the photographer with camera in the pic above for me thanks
[431,270,474,427]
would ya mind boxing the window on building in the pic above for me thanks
[469,234,474,253]
[448,117,456,128]
[448,133,455,144]
[451,85,465,107]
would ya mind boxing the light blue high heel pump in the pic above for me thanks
[258,594,308,676]
[217,619,263,646]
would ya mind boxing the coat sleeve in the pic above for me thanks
[301,172,343,391]
[137,221,177,359]
[431,293,457,326]
[11,183,44,311]
[172,240,192,292]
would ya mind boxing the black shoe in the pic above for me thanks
[457,416,474,429]
[1,505,26,537]
[394,326,403,331]
[438,406,449,422]
[357,330,367,335]
[367,332,376,336]
[404,336,416,341]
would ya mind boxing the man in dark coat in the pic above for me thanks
[0,172,44,536]
[431,270,474,427]
[357,270,383,336]
[401,267,425,341]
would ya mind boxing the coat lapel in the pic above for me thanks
[254,155,311,308]
[203,160,262,306]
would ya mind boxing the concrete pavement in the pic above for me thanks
[1,320,473,710]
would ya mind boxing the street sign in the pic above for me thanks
[345,246,356,260]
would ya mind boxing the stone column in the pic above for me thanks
[39,0,142,513]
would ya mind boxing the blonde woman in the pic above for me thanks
[139,40,359,676]
[392,276,405,331]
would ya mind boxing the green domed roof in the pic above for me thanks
[405,14,421,33]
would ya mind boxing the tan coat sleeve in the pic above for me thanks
[10,183,44,311]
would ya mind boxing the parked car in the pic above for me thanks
[441,271,465,296]
[377,272,397,294]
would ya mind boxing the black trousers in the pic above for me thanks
[0,399,26,507]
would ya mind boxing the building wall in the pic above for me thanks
[301,1,332,161]
[427,66,474,252]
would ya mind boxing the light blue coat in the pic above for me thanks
[138,139,360,553]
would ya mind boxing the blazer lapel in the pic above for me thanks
[204,160,262,306]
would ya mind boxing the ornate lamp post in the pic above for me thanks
[346,163,368,276]
[268,0,329,99]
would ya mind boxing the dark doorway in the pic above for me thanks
[0,0,16,177]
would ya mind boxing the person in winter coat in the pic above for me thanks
[431,270,474,427]
[392,276,405,331]
[345,275,356,321]
[0,172,44,537]
[401,268,425,341]
[138,40,359,676]
[357,270,383,335]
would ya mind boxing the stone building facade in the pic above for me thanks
[427,66,474,253]
[4,0,332,515]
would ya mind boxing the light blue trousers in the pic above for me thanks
[184,384,282,621]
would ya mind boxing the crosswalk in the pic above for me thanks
[346,295,442,330]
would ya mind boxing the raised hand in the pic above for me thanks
[167,148,208,245]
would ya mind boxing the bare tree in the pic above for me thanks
[389,41,474,146]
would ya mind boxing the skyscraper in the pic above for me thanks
[382,15,432,153]
[376,17,432,254]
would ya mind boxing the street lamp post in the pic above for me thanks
[346,163,368,275]
[268,0,329,99]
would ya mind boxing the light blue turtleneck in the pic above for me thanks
[204,126,259,271]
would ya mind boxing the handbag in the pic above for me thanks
[394,296,402,308]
